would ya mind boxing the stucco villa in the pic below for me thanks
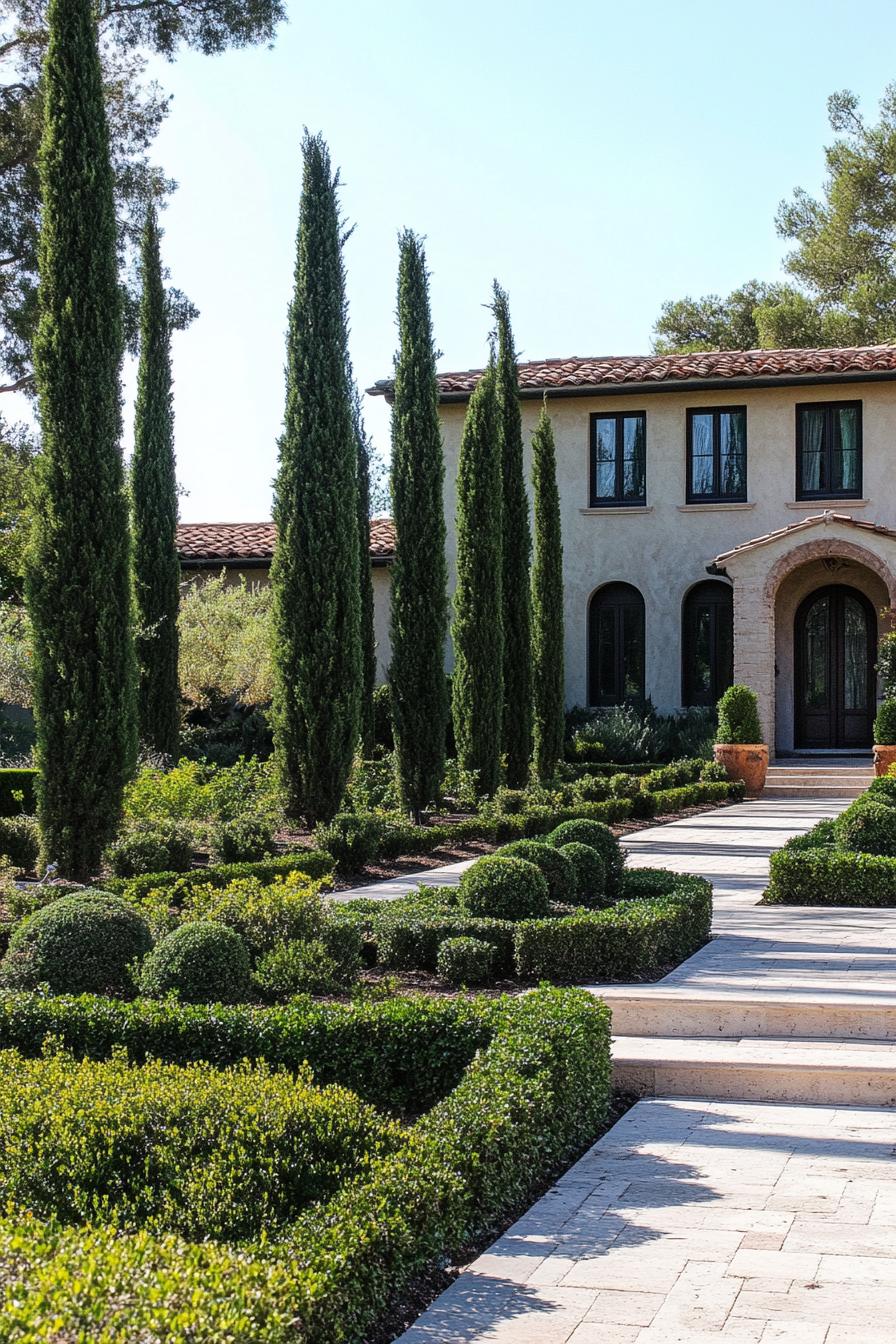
[181,343,896,759]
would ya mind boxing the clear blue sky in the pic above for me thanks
[132,0,896,522]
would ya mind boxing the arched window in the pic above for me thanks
[682,580,733,707]
[588,583,645,706]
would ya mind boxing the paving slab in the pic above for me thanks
[396,1099,896,1343]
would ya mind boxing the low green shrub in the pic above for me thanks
[0,1049,401,1242]
[765,846,896,906]
[608,771,641,800]
[835,797,896,856]
[783,817,838,851]
[0,892,152,995]
[374,912,515,975]
[558,841,608,908]
[459,855,549,921]
[572,774,611,802]
[104,820,195,878]
[314,812,385,871]
[113,851,335,904]
[0,813,39,870]
[208,815,275,863]
[253,923,362,998]
[497,839,575,902]
[0,767,37,817]
[867,775,896,806]
[181,874,329,961]
[548,818,625,896]
[513,875,712,982]
[642,758,705,791]
[646,780,740,816]
[716,684,762,743]
[0,991,494,1115]
[436,936,495,986]
[140,922,250,1004]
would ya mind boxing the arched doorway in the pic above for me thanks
[587,582,645,706]
[794,584,876,749]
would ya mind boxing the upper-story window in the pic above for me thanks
[686,407,747,503]
[589,411,646,507]
[796,401,862,500]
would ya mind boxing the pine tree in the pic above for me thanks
[132,202,180,759]
[270,132,360,825]
[451,361,503,797]
[353,383,377,757]
[493,282,532,786]
[530,403,565,780]
[389,231,449,817]
[26,0,137,879]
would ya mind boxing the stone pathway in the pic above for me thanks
[395,797,896,1340]
[397,1096,896,1343]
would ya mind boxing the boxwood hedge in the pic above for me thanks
[0,988,611,1344]
[765,846,896,907]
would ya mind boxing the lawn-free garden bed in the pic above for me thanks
[0,986,611,1344]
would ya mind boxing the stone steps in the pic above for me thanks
[598,986,896,1041]
[612,1034,896,1106]
[762,765,873,800]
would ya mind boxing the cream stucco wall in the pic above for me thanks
[436,379,896,730]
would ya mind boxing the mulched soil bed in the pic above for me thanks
[375,1089,641,1344]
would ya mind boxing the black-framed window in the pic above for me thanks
[589,411,646,506]
[686,407,747,502]
[682,580,733,707]
[588,582,645,706]
[796,401,862,500]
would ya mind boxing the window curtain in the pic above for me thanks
[720,410,746,496]
[690,414,713,494]
[836,407,858,491]
[800,408,825,492]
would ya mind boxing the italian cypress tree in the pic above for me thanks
[451,361,503,797]
[389,231,449,818]
[27,0,137,879]
[493,282,532,786]
[531,403,565,780]
[270,132,361,825]
[352,382,377,757]
[132,202,180,759]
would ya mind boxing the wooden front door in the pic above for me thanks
[794,584,875,750]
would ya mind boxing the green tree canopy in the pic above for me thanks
[654,85,896,353]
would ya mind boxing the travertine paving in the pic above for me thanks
[397,1097,896,1343]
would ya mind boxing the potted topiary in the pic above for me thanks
[713,685,768,795]
[873,697,896,776]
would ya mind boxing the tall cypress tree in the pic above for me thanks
[493,282,532,786]
[27,0,136,879]
[132,202,180,759]
[271,132,360,825]
[451,361,503,797]
[531,403,565,781]
[353,383,377,757]
[390,231,449,817]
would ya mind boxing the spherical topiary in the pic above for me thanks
[104,820,194,878]
[313,812,384,870]
[0,892,152,995]
[558,842,608,909]
[459,855,549,921]
[139,921,250,1004]
[873,698,896,746]
[835,798,896,857]
[498,839,575,903]
[866,776,896,807]
[547,819,625,896]
[716,684,762,744]
[436,936,495,986]
[208,815,274,864]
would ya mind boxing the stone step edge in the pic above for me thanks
[592,986,896,1008]
[611,1034,895,1072]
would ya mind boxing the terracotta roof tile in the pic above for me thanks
[177,518,395,564]
[712,511,896,566]
[368,345,896,400]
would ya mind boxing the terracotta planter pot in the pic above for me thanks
[713,743,769,796]
[873,744,896,777]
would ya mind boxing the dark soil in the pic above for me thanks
[372,1090,641,1344]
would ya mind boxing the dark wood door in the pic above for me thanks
[795,585,875,749]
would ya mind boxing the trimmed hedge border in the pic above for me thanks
[0,991,494,1115]
[765,846,896,907]
[110,851,336,903]
[0,989,611,1344]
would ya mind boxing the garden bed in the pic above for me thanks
[0,986,611,1343]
